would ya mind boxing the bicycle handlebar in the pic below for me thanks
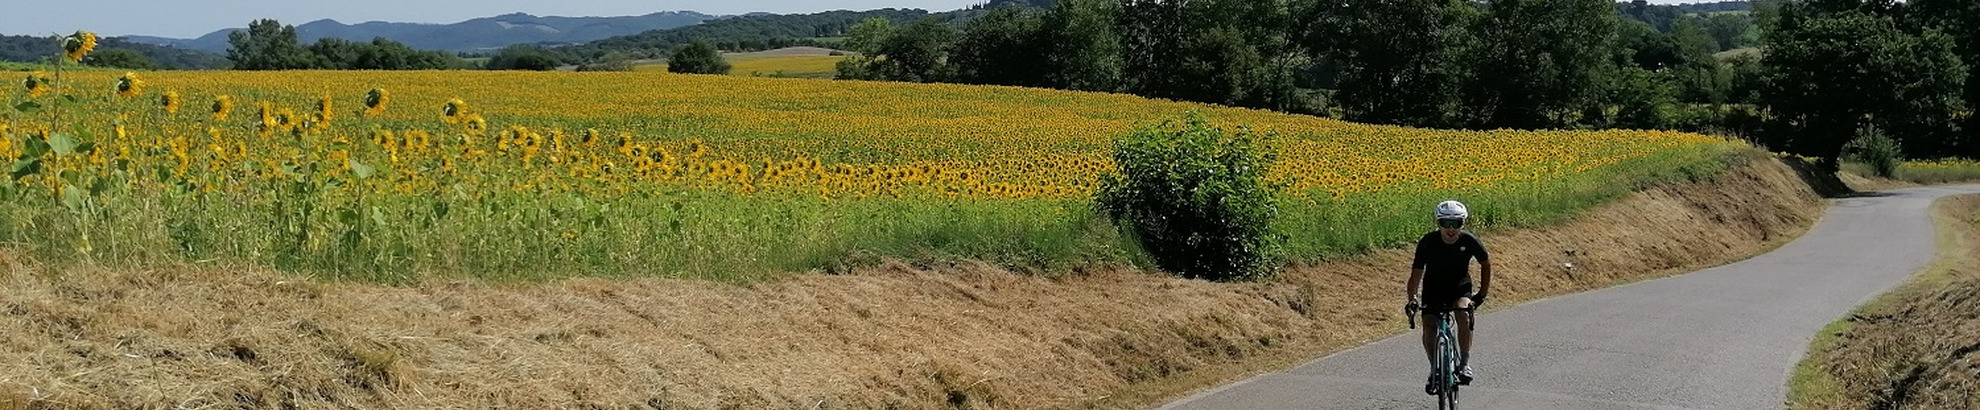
[1407,306,1478,330]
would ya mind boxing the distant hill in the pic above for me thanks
[1670,1,1754,14]
[0,34,228,69]
[126,11,717,53]
[559,9,957,61]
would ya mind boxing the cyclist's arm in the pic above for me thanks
[1470,233,1492,299]
[1407,267,1425,302]
[1409,237,1429,302]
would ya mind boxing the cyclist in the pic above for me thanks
[1406,200,1492,394]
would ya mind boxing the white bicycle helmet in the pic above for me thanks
[1434,200,1469,220]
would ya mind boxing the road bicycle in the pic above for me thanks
[1409,304,1476,410]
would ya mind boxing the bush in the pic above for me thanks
[1096,113,1284,281]
[667,40,731,75]
[1845,125,1903,178]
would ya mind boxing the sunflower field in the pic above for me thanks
[1,41,1745,282]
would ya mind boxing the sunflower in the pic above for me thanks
[464,114,487,134]
[276,108,297,129]
[114,72,143,98]
[211,95,234,121]
[160,90,181,114]
[316,95,333,125]
[63,31,97,63]
[22,72,50,98]
[363,88,388,116]
[257,102,275,131]
[442,98,468,123]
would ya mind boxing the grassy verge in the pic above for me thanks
[1842,159,1980,185]
[0,143,1751,284]
[1280,143,1755,259]
[1786,194,1980,410]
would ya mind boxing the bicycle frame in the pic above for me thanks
[1410,307,1475,410]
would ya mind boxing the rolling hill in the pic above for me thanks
[125,11,717,53]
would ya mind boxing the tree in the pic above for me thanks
[227,19,317,70]
[835,18,895,81]
[1119,0,1299,110]
[1669,18,1728,104]
[1606,67,1676,129]
[953,6,1047,86]
[1761,7,1966,164]
[667,40,731,75]
[1039,0,1124,92]
[865,19,961,83]
[1906,0,1980,157]
[308,38,364,70]
[485,44,564,71]
[1703,13,1757,51]
[843,17,896,56]
[1310,0,1479,127]
[1464,0,1620,129]
[84,48,156,70]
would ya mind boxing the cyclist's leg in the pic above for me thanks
[1420,314,1437,363]
[1457,297,1474,360]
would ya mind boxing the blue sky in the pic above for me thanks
[4,0,1705,39]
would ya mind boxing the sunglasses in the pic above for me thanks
[1437,218,1465,229]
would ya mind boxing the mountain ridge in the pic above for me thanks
[123,11,717,53]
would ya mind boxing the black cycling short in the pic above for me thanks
[1421,283,1474,310]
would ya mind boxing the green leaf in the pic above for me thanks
[22,137,49,158]
[12,101,40,113]
[88,175,115,196]
[370,207,388,227]
[60,184,85,212]
[10,158,41,180]
[73,142,95,155]
[348,159,374,180]
[48,133,76,156]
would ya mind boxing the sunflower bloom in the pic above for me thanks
[211,95,234,121]
[160,91,181,114]
[464,114,487,134]
[63,31,97,62]
[316,95,334,125]
[257,102,276,132]
[114,72,143,98]
[363,88,389,116]
[443,98,468,124]
[22,72,50,98]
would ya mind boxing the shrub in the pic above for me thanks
[667,40,731,75]
[1845,125,1902,178]
[1096,113,1284,281]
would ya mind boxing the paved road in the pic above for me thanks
[1161,185,1980,410]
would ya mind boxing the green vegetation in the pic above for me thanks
[0,34,228,70]
[1097,114,1283,281]
[227,19,468,70]
[666,40,731,75]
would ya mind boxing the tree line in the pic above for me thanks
[0,35,228,70]
[838,0,1973,165]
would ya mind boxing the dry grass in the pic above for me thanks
[0,159,1823,409]
[1790,195,1980,410]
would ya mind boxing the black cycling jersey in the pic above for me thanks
[1412,231,1489,293]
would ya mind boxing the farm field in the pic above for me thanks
[634,47,848,78]
[1,68,1739,283]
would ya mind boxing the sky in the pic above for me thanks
[4,0,1707,39]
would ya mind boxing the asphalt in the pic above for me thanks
[1160,185,1980,410]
